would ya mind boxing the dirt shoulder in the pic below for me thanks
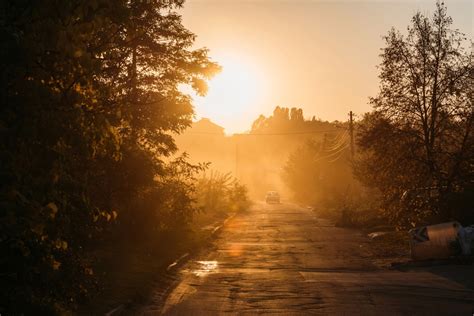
[310,207,410,267]
[78,211,235,315]
[366,231,411,267]
[314,208,474,294]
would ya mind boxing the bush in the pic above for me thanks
[194,171,251,221]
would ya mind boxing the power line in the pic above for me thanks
[184,128,345,136]
[323,132,350,153]
[318,143,349,161]
[328,129,349,145]
[326,147,350,163]
[240,129,344,136]
[324,144,349,159]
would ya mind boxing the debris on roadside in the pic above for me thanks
[409,221,474,261]
[458,225,474,256]
[367,230,411,268]
[368,231,389,240]
[166,253,190,271]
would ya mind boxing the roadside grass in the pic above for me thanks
[311,205,411,265]
[78,229,202,315]
[80,172,251,314]
[310,205,384,228]
[368,231,410,264]
[193,208,230,229]
[78,206,242,315]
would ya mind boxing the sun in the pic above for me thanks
[192,54,266,134]
[207,57,260,111]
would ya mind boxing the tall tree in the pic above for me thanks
[0,0,218,313]
[356,2,473,227]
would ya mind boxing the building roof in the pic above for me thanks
[191,118,224,135]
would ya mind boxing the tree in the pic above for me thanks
[356,2,473,227]
[0,0,218,313]
[250,106,335,134]
[283,134,352,207]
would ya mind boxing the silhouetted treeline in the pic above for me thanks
[355,2,473,228]
[251,106,339,134]
[252,107,359,211]
[249,107,351,199]
[0,1,224,313]
[176,108,345,199]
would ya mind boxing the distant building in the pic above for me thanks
[190,118,225,135]
[175,118,232,173]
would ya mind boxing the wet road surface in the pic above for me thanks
[142,202,474,315]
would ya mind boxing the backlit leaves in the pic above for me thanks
[0,0,218,313]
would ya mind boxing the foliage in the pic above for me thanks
[251,106,338,134]
[0,0,219,313]
[194,171,250,216]
[283,133,352,207]
[245,106,345,198]
[355,2,473,228]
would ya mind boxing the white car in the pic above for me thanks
[265,191,280,204]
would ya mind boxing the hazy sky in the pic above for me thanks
[180,0,473,134]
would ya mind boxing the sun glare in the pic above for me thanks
[193,55,266,133]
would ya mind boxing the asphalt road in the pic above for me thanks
[142,202,474,315]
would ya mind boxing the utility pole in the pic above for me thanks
[235,134,239,180]
[349,111,354,161]
[344,110,355,223]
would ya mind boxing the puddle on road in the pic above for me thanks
[192,261,219,277]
